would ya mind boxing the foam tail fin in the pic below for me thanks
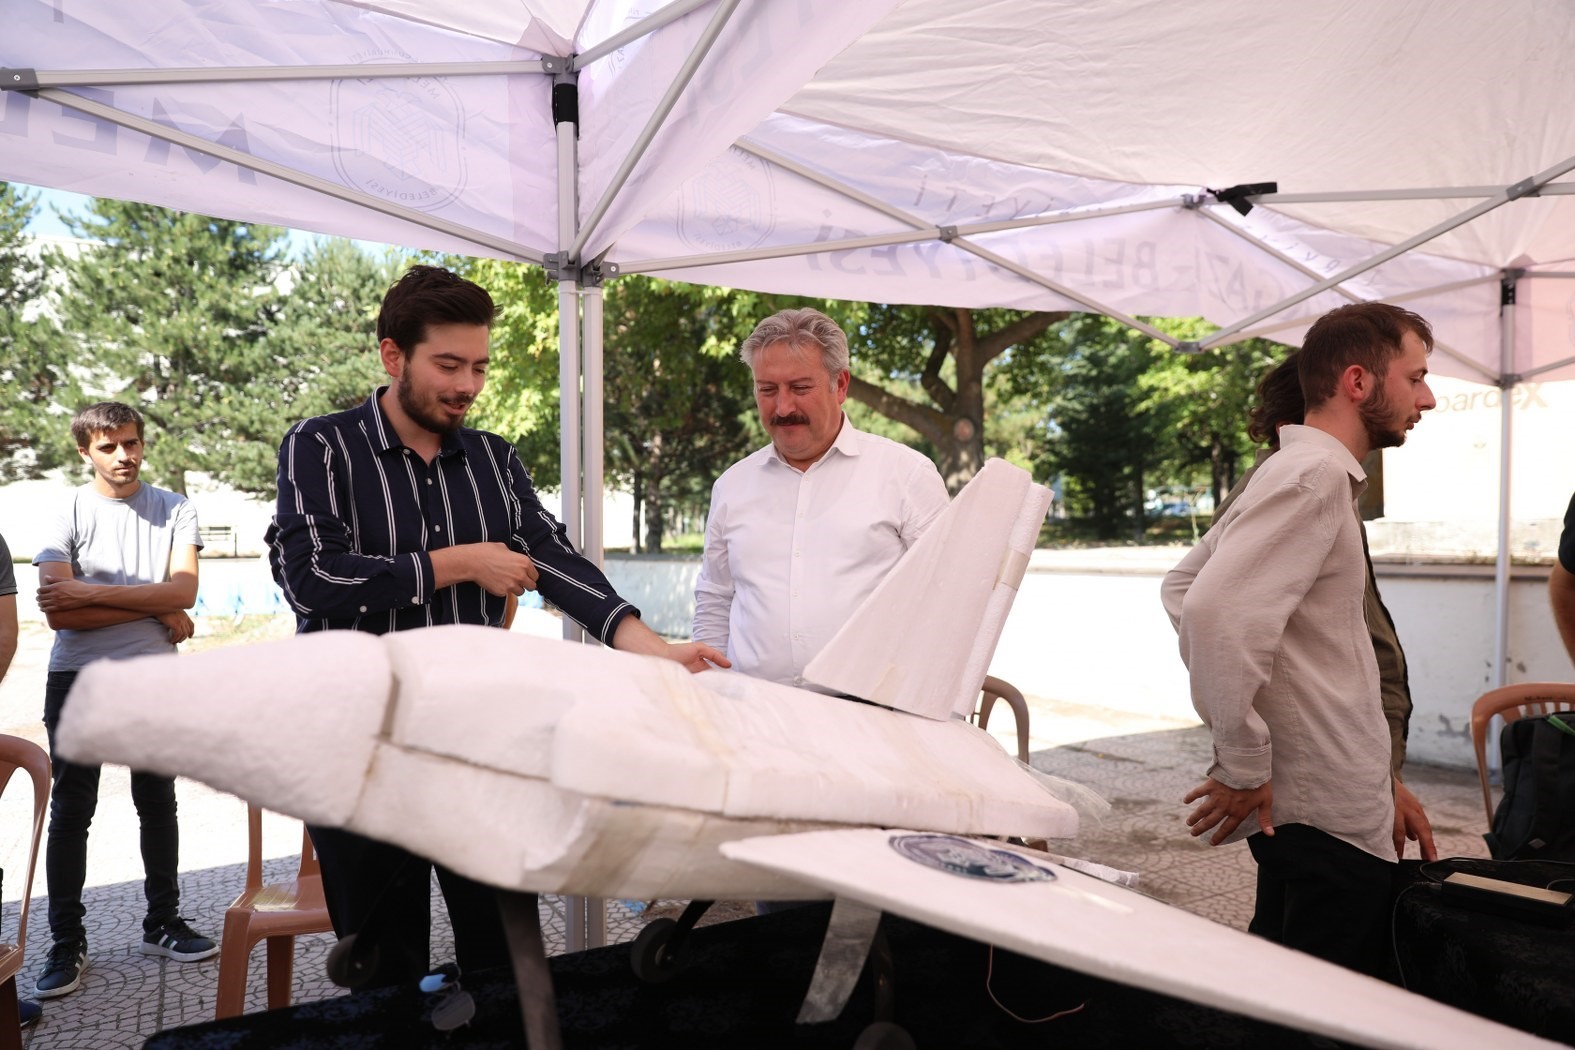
[803,458,1050,720]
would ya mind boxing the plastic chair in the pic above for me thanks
[975,675,1031,763]
[0,735,49,1049]
[214,805,333,1019]
[1470,682,1575,827]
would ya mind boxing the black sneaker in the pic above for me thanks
[18,999,41,1028]
[34,939,87,999]
[140,918,219,963]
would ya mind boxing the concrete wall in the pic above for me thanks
[13,546,1560,774]
[600,554,1573,773]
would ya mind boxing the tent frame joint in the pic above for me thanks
[543,252,616,287]
[0,68,39,92]
[1175,341,1204,355]
[1209,182,1278,216]
[1506,176,1539,201]
[937,225,958,243]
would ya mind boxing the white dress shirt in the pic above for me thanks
[1160,425,1394,861]
[693,415,950,687]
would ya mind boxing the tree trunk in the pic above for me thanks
[631,473,644,554]
[643,483,665,554]
[1131,467,1146,543]
[845,308,1068,495]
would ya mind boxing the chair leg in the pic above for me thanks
[264,936,297,1011]
[0,977,21,1050]
[1006,692,1031,763]
[214,921,255,1020]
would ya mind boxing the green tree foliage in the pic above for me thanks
[463,263,763,552]
[1002,314,1278,540]
[846,305,1068,492]
[0,183,78,480]
[1004,313,1171,540]
[1138,322,1290,509]
[45,201,396,498]
[47,200,289,494]
[235,238,401,494]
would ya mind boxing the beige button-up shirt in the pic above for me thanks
[1161,425,1394,861]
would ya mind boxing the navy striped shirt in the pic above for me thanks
[266,389,637,642]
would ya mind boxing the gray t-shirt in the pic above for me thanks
[0,532,15,598]
[34,483,201,671]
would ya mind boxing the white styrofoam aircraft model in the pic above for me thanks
[54,459,1554,1049]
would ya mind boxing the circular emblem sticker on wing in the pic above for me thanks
[888,834,1056,883]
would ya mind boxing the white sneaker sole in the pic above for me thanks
[139,940,220,963]
[34,958,87,999]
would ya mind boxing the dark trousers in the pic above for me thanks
[1247,822,1395,978]
[308,824,510,990]
[44,670,182,942]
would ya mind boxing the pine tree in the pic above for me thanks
[0,183,78,480]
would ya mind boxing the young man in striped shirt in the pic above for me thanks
[266,264,726,989]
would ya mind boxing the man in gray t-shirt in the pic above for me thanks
[30,402,217,1000]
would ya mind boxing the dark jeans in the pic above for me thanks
[308,824,510,990]
[1247,822,1396,978]
[44,670,182,942]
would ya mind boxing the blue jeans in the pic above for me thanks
[43,670,182,942]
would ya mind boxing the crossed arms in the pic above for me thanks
[37,544,200,644]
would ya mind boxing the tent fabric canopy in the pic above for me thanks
[7,0,1575,385]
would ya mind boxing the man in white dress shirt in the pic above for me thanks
[693,308,949,688]
[1161,301,1437,977]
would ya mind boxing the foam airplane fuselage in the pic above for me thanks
[56,459,1071,902]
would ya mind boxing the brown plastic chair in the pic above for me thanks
[975,675,1031,763]
[0,735,49,1049]
[1470,682,1575,827]
[214,805,333,1018]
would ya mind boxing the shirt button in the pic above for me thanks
[434,524,443,533]
[793,675,804,686]
[358,605,368,613]
[427,478,433,485]
[412,596,421,604]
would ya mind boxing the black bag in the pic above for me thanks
[1486,714,1575,861]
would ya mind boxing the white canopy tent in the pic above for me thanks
[6,1,1574,682]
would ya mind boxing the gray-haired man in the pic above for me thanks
[693,308,949,689]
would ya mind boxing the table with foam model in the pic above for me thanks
[145,903,1365,1049]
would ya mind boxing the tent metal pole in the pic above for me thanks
[572,0,719,70]
[552,66,599,954]
[554,68,585,641]
[582,286,606,573]
[569,0,742,261]
[1194,209,1486,369]
[1492,272,1518,690]
[1260,182,1575,204]
[557,279,584,619]
[27,87,543,262]
[1196,208,1364,305]
[950,240,1176,344]
[1520,355,1575,380]
[1200,153,1575,349]
[11,60,546,87]
[622,226,958,273]
[735,139,1185,236]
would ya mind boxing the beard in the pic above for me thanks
[397,379,470,435]
[1358,385,1407,450]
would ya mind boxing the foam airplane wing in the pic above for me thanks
[721,829,1562,1050]
[56,458,1071,902]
